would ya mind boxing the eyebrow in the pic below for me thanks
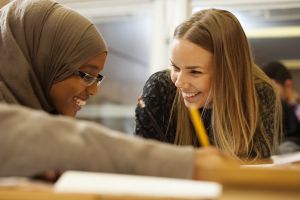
[170,60,204,69]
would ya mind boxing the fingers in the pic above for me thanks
[193,147,239,179]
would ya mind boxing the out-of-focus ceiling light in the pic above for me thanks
[246,26,300,38]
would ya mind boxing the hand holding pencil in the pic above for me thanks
[188,106,240,180]
[193,147,239,180]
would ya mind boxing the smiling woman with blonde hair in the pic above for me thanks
[136,9,282,160]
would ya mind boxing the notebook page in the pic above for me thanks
[54,171,222,199]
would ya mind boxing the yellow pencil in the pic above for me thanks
[188,106,210,147]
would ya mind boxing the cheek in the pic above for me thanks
[50,79,84,108]
[170,71,177,84]
[204,77,212,90]
[191,76,212,95]
[204,78,213,102]
[50,84,69,108]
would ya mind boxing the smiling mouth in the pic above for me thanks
[181,91,201,98]
[73,97,87,108]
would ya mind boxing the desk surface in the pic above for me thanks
[0,185,299,200]
[1,164,300,200]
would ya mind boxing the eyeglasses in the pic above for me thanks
[74,71,105,87]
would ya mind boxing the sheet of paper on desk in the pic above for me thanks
[272,151,300,165]
[242,151,300,168]
[54,171,222,199]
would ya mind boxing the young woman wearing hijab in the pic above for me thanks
[135,9,282,161]
[0,0,238,181]
[0,0,107,117]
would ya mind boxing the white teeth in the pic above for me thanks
[76,99,86,106]
[73,97,87,106]
[182,92,199,98]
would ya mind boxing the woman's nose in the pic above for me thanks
[86,83,98,96]
[174,73,188,88]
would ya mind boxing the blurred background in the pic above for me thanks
[1,0,300,133]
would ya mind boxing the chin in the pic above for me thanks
[184,100,206,109]
[184,100,198,108]
[69,112,77,117]
[61,110,76,117]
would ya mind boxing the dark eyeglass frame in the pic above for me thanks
[74,70,105,86]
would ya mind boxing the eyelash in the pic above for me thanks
[171,65,180,71]
[172,65,202,75]
[191,70,202,74]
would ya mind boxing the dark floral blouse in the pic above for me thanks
[135,70,278,158]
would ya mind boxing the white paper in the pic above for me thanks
[272,151,300,165]
[54,171,222,199]
[241,163,275,168]
[242,151,300,168]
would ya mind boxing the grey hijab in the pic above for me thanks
[0,0,107,113]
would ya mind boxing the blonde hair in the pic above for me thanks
[171,9,282,160]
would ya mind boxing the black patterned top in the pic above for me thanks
[135,70,278,158]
